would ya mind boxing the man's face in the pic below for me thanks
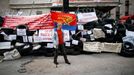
[57,22,62,30]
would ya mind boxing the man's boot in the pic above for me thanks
[65,59,71,65]
[54,58,59,65]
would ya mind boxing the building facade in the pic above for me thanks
[0,0,133,19]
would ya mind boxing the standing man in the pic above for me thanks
[53,22,71,65]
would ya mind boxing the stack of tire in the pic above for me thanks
[101,19,116,42]
[120,30,134,57]
[15,25,33,56]
[0,28,15,55]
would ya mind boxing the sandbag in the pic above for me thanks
[83,42,122,53]
[3,49,21,60]
[93,28,105,39]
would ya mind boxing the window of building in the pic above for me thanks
[36,11,42,15]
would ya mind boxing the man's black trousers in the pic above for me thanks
[54,44,69,63]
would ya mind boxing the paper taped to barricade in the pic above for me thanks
[90,34,95,41]
[28,36,33,42]
[33,36,41,43]
[78,24,84,30]
[63,30,70,42]
[39,29,54,42]
[9,35,16,40]
[72,40,79,45]
[23,36,28,42]
[0,42,11,49]
[65,42,71,47]
[47,43,54,48]
[81,30,87,35]
[80,38,86,42]
[17,29,26,36]
[71,31,76,35]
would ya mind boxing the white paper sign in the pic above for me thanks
[65,42,71,47]
[78,24,84,30]
[78,12,98,24]
[90,34,95,41]
[71,31,76,35]
[9,35,16,40]
[28,36,33,42]
[80,38,86,42]
[63,30,70,42]
[81,31,87,35]
[0,42,11,49]
[47,43,54,48]
[23,36,28,42]
[17,29,26,36]
[39,29,54,42]
[72,40,79,45]
[33,36,41,43]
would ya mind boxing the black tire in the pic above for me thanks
[1,28,14,35]
[0,16,4,27]
[0,34,4,42]
[45,48,54,57]
[17,43,33,56]
[120,42,134,57]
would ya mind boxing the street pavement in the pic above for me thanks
[0,53,134,75]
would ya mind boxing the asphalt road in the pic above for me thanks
[0,53,134,75]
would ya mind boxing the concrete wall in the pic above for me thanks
[9,0,52,4]
[0,0,10,16]
[9,0,52,16]
[119,0,134,16]
[128,0,134,15]
[15,8,51,16]
[110,0,134,19]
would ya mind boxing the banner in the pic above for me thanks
[77,12,98,24]
[3,14,54,30]
[38,29,54,42]
[51,11,77,26]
